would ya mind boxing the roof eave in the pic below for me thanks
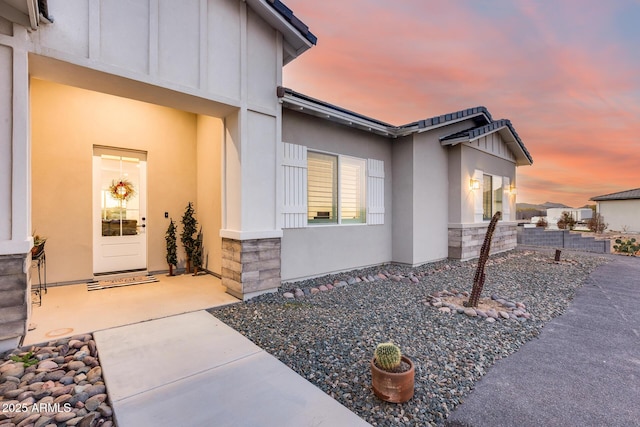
[440,124,533,166]
[246,0,315,65]
[282,92,394,137]
[398,112,491,137]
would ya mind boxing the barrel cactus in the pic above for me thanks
[374,342,402,371]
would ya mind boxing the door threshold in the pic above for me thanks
[93,269,149,281]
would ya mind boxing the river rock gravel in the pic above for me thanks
[210,249,609,426]
[0,334,114,427]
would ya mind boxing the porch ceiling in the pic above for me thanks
[29,54,240,118]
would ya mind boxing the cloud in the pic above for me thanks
[283,0,640,207]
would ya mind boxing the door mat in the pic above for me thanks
[87,275,158,291]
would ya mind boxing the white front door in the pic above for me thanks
[93,147,147,275]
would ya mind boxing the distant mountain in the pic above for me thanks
[516,201,571,211]
[540,201,572,209]
[516,202,572,220]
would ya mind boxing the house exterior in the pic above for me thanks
[545,208,593,229]
[280,90,532,280]
[0,0,532,351]
[591,188,640,232]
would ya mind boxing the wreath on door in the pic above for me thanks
[109,179,136,202]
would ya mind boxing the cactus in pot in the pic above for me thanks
[374,342,402,371]
[371,342,414,403]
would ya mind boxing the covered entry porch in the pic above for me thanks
[24,272,238,346]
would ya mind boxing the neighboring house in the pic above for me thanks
[590,188,640,232]
[545,208,593,229]
[0,0,532,351]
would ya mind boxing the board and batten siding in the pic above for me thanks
[367,158,385,225]
[282,142,307,228]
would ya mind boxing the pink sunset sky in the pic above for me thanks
[281,0,640,208]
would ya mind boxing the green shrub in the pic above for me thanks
[613,238,639,256]
[10,351,38,367]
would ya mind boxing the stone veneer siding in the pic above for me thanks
[221,238,281,300]
[448,222,517,261]
[0,254,29,352]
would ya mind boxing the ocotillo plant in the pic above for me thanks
[465,211,501,308]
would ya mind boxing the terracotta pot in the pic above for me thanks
[371,355,414,403]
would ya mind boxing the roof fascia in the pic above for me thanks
[440,123,532,166]
[282,93,394,137]
[0,0,32,28]
[246,0,314,65]
[395,112,491,138]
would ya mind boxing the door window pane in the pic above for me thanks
[483,174,492,221]
[100,155,141,236]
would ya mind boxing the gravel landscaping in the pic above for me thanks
[210,249,610,426]
[0,334,113,427]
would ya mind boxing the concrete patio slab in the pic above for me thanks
[95,311,370,427]
[25,273,238,345]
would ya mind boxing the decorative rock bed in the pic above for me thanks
[282,268,440,299]
[213,249,609,426]
[0,334,113,427]
[426,290,534,322]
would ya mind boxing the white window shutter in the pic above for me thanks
[502,176,511,220]
[282,143,307,228]
[367,159,385,225]
[473,169,484,223]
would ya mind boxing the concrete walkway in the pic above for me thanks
[94,311,370,427]
[446,255,640,427]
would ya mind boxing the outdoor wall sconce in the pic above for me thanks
[510,185,517,195]
[470,179,480,190]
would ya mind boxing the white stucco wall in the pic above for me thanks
[452,143,517,224]
[410,132,449,264]
[280,110,392,281]
[196,115,224,276]
[391,136,414,265]
[598,200,640,232]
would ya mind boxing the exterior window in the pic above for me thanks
[308,152,337,223]
[483,175,492,220]
[307,151,366,225]
[483,174,503,220]
[340,157,366,223]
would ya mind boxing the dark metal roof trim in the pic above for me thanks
[440,119,533,165]
[281,87,532,165]
[590,188,640,201]
[267,0,317,45]
[402,106,492,130]
[282,87,394,128]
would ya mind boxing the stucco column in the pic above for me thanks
[0,25,32,351]
[220,108,282,300]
